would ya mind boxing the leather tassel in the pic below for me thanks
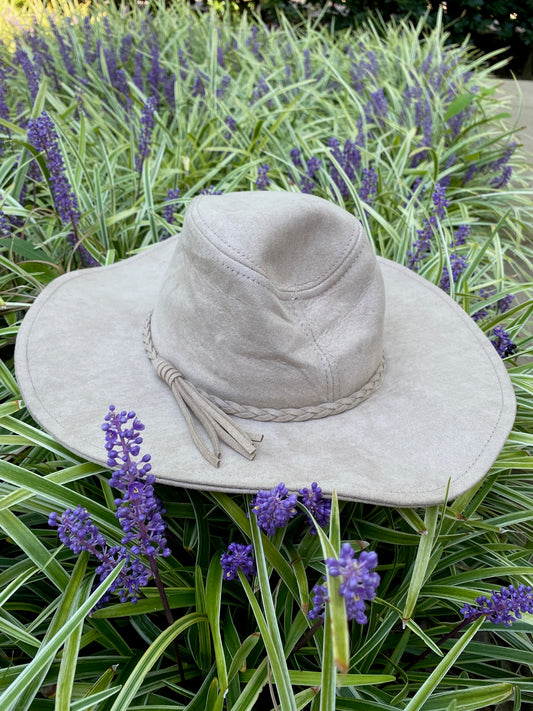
[144,314,263,467]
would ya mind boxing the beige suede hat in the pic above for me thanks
[15,191,516,506]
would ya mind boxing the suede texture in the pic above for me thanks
[151,192,384,407]
[14,191,516,506]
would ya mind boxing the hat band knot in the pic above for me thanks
[144,312,384,466]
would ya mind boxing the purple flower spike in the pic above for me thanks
[27,112,80,227]
[325,544,380,624]
[462,584,533,627]
[102,406,170,560]
[290,147,303,169]
[161,188,180,240]
[49,505,106,555]
[48,506,151,605]
[490,326,517,358]
[439,253,467,293]
[432,183,449,219]
[359,166,378,205]
[298,482,331,534]
[251,483,298,535]
[309,581,328,620]
[135,97,157,175]
[221,542,256,581]
[256,164,270,191]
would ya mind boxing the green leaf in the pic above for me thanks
[108,613,207,711]
[70,686,122,711]
[90,587,196,618]
[312,495,350,676]
[0,508,69,591]
[402,505,439,623]
[227,633,261,683]
[205,555,228,691]
[0,238,49,261]
[246,513,297,710]
[421,682,513,711]
[444,92,476,121]
[0,555,122,710]
[403,616,484,711]
[194,564,213,671]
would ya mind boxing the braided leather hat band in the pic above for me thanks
[144,311,385,465]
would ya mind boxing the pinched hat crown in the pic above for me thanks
[150,191,385,415]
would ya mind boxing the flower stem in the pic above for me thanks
[148,555,185,683]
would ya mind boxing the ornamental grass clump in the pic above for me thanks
[1,0,533,708]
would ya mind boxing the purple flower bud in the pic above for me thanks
[439,253,467,293]
[309,581,328,620]
[298,482,331,534]
[251,483,298,535]
[490,326,517,358]
[256,164,270,191]
[325,544,380,624]
[462,584,533,627]
[135,97,157,175]
[220,542,256,581]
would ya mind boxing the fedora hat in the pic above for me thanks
[15,191,515,506]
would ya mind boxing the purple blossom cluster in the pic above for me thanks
[298,483,331,534]
[439,253,467,293]
[462,585,533,627]
[102,407,170,558]
[256,164,270,190]
[310,544,380,624]
[161,188,180,240]
[49,505,151,604]
[408,183,449,270]
[463,143,517,189]
[364,88,388,129]
[290,136,375,204]
[359,166,378,205]
[49,407,170,606]
[250,481,331,536]
[200,185,223,195]
[27,112,80,227]
[135,97,157,175]
[14,45,40,104]
[489,326,517,359]
[347,47,379,94]
[472,287,514,323]
[251,483,298,535]
[27,112,97,268]
[220,542,256,581]
[300,156,321,194]
[0,209,11,239]
[328,137,362,198]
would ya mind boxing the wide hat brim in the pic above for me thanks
[15,234,516,507]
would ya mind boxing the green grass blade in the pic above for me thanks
[247,513,297,710]
[402,505,439,623]
[403,616,484,711]
[0,552,118,710]
[421,682,513,711]
[205,555,228,692]
[0,508,69,590]
[108,613,207,711]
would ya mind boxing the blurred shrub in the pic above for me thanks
[202,0,533,76]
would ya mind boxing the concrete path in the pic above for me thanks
[498,79,533,183]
